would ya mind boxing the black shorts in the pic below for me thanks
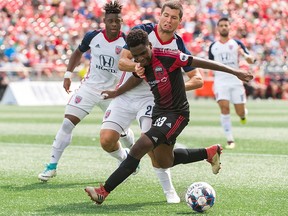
[145,113,189,147]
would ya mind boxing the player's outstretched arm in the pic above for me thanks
[191,56,254,82]
[118,49,137,72]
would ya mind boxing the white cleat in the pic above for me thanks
[165,190,181,204]
[38,166,57,182]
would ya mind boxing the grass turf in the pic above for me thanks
[0,99,287,215]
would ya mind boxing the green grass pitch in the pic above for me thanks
[0,99,287,216]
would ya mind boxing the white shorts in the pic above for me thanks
[65,85,111,120]
[101,95,154,134]
[213,84,246,104]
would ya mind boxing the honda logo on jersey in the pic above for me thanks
[100,55,114,67]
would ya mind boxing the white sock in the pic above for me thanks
[153,167,175,194]
[50,118,75,164]
[220,114,234,142]
[108,147,128,164]
[119,128,135,149]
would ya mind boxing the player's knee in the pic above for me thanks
[100,129,119,151]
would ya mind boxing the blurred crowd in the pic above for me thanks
[0,0,287,100]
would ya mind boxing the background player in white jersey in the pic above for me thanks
[38,1,134,182]
[100,0,203,203]
[208,17,255,149]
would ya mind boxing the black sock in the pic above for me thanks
[173,148,207,166]
[104,154,140,193]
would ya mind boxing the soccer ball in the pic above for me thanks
[185,182,216,212]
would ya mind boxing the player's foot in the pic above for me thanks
[165,190,181,204]
[240,117,246,124]
[206,144,223,175]
[225,141,236,149]
[38,163,57,182]
[240,108,248,124]
[85,184,109,205]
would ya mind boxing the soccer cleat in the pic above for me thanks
[38,164,57,182]
[240,117,247,124]
[206,144,223,175]
[85,185,109,205]
[225,141,236,149]
[165,190,181,204]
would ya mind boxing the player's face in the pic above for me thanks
[104,13,123,39]
[217,21,230,37]
[130,43,152,67]
[158,7,182,34]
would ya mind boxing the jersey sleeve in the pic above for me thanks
[234,39,250,55]
[170,51,193,72]
[78,30,99,53]
[123,23,155,50]
[175,34,195,72]
[208,42,216,60]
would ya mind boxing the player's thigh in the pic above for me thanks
[231,85,246,104]
[101,97,136,134]
[66,87,108,119]
[145,113,189,147]
[213,85,230,102]
[136,98,154,133]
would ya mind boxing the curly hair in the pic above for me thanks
[104,0,122,14]
[126,29,149,49]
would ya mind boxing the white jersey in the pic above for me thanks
[79,29,126,92]
[208,38,250,86]
[118,23,194,99]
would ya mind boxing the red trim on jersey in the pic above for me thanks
[102,29,122,42]
[219,37,230,44]
[166,115,185,139]
[154,25,175,45]
[115,72,126,89]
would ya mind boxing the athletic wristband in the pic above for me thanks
[64,71,72,79]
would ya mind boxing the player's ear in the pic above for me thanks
[149,42,152,49]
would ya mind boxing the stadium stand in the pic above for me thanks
[0,0,287,101]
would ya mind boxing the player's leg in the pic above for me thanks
[38,87,97,182]
[100,98,136,165]
[232,84,247,125]
[85,133,154,204]
[214,85,235,149]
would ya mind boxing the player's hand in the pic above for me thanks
[234,69,254,82]
[63,78,72,94]
[135,63,145,78]
[100,90,117,99]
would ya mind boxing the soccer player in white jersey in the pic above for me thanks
[208,17,255,149]
[38,1,135,182]
[99,0,204,203]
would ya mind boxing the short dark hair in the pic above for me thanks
[104,0,122,15]
[161,0,183,19]
[217,17,230,25]
[126,29,149,49]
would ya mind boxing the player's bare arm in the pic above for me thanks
[238,46,256,64]
[191,56,253,82]
[118,49,137,72]
[185,69,203,91]
[63,48,83,93]
[101,75,143,99]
